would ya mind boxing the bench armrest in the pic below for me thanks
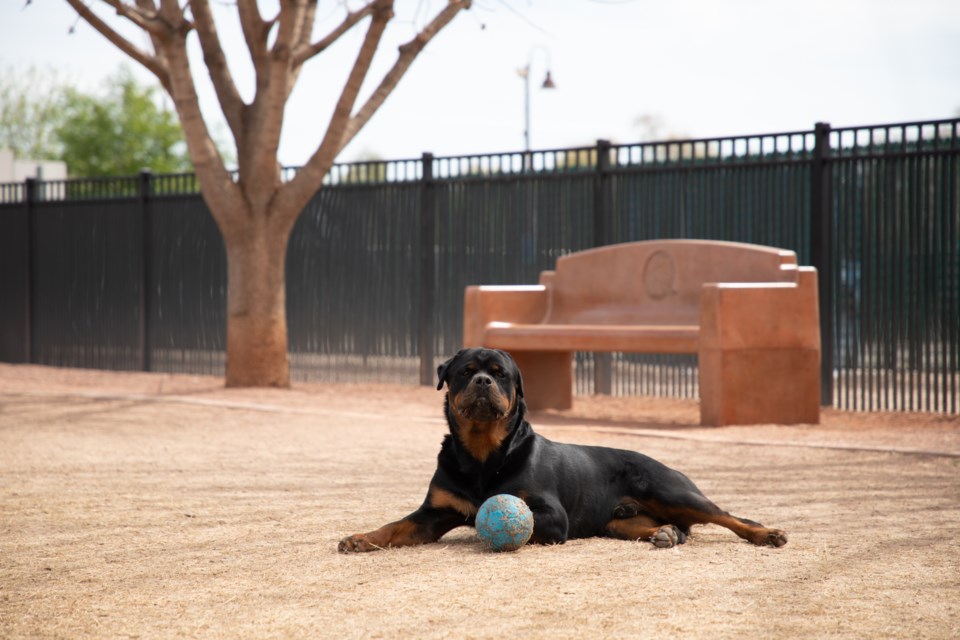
[700,267,820,350]
[463,285,549,347]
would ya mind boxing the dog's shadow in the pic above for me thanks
[435,530,486,554]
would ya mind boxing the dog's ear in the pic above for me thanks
[496,349,524,398]
[436,349,466,391]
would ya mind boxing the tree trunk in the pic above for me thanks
[223,214,292,387]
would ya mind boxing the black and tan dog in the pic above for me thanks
[338,348,787,552]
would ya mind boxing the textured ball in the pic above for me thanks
[475,494,534,552]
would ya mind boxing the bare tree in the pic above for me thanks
[63,0,471,387]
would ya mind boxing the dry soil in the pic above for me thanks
[1,364,958,639]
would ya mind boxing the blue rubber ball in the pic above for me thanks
[475,494,534,552]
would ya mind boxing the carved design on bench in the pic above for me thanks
[643,250,677,301]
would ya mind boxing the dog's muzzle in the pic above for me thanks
[456,374,509,421]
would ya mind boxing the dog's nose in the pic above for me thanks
[473,374,494,388]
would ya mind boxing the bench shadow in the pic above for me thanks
[528,410,700,432]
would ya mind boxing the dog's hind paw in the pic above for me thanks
[762,529,788,548]
[650,525,685,549]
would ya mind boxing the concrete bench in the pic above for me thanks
[463,240,820,426]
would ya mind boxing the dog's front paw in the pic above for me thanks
[650,525,685,549]
[338,534,381,553]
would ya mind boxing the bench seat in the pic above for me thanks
[484,322,699,353]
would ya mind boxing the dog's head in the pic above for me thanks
[436,348,524,423]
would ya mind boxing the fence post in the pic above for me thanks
[593,139,612,248]
[810,122,833,406]
[139,170,153,372]
[24,177,36,364]
[593,139,613,395]
[418,153,436,386]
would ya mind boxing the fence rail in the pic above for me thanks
[1,118,957,414]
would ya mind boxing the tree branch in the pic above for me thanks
[292,2,376,68]
[136,1,241,230]
[65,0,171,91]
[279,0,394,222]
[190,0,245,137]
[233,1,310,211]
[100,0,163,34]
[296,1,318,51]
[314,0,393,155]
[154,0,193,34]
[338,0,471,153]
[237,0,271,83]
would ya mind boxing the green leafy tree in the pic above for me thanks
[56,68,191,176]
[1,65,230,176]
[0,65,67,160]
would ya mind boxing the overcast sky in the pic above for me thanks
[2,0,959,166]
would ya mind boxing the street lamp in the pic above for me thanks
[519,47,556,152]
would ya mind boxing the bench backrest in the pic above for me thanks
[542,240,800,325]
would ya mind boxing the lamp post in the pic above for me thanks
[519,47,556,153]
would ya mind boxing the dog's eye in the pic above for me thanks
[461,369,473,377]
[493,371,506,379]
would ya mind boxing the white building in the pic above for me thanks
[0,149,68,182]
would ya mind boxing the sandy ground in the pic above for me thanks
[1,363,959,639]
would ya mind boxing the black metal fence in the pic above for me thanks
[1,118,957,413]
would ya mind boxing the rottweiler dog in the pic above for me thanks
[338,348,787,552]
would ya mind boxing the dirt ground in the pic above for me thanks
[2,364,959,639]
